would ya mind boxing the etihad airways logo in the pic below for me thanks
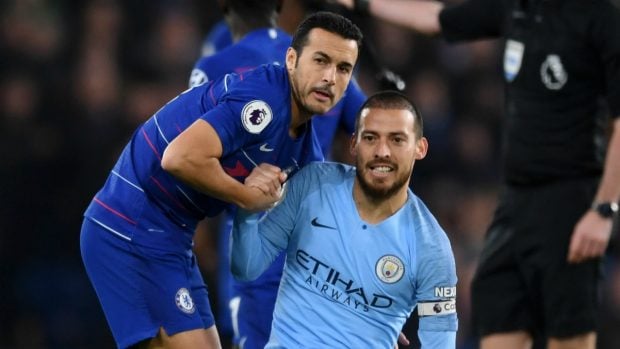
[296,249,393,312]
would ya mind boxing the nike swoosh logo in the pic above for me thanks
[259,143,274,152]
[311,217,337,230]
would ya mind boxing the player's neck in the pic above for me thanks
[288,91,313,139]
[352,183,408,224]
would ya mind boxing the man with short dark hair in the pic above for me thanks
[80,11,363,349]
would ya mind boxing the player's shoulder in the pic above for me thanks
[406,193,451,245]
[293,161,353,185]
[231,64,290,104]
[302,161,352,174]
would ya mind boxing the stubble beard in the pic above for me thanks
[355,163,410,202]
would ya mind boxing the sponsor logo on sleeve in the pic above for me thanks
[241,100,272,134]
[375,255,404,284]
[434,286,456,298]
[189,68,208,88]
[504,39,524,82]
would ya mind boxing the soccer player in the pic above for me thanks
[79,12,363,349]
[188,2,367,348]
[333,0,620,348]
[231,91,458,348]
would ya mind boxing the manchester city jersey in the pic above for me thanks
[83,64,324,252]
[232,162,458,348]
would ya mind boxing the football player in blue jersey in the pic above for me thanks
[231,90,458,348]
[188,2,367,348]
[79,11,362,349]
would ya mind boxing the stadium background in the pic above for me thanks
[1,0,618,348]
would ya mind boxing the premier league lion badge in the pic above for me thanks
[241,100,273,134]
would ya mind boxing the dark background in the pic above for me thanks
[1,0,619,348]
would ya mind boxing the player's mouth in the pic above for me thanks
[312,88,333,102]
[368,162,395,176]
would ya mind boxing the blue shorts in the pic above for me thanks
[80,218,215,348]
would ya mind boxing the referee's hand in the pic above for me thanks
[567,210,613,263]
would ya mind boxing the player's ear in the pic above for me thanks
[349,133,358,157]
[286,47,297,72]
[415,137,428,160]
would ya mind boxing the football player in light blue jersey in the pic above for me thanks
[79,12,363,349]
[188,2,367,348]
[232,91,458,348]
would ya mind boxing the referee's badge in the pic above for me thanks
[175,288,196,314]
[540,54,567,90]
[375,255,404,284]
[504,39,524,82]
[241,100,272,134]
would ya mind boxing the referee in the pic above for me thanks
[335,0,620,348]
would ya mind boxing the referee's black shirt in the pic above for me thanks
[439,0,620,185]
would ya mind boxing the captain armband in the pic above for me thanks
[417,299,456,317]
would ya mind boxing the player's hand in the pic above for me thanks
[567,210,613,263]
[243,163,287,211]
[395,331,410,348]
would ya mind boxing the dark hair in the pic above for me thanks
[223,0,282,20]
[355,90,424,139]
[291,11,363,57]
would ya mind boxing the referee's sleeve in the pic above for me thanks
[439,0,506,42]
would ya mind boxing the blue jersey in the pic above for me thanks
[232,162,458,348]
[199,19,233,58]
[83,64,324,252]
[190,28,290,87]
[190,26,366,157]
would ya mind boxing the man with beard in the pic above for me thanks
[231,91,458,348]
[80,12,362,349]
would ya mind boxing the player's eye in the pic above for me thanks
[338,65,351,74]
[362,134,375,142]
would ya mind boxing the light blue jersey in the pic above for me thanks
[232,162,458,348]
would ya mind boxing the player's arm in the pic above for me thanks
[568,117,620,263]
[161,119,283,212]
[231,165,304,281]
[415,228,458,348]
[231,209,283,281]
[333,0,444,36]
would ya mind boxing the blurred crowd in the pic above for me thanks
[1,0,618,348]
